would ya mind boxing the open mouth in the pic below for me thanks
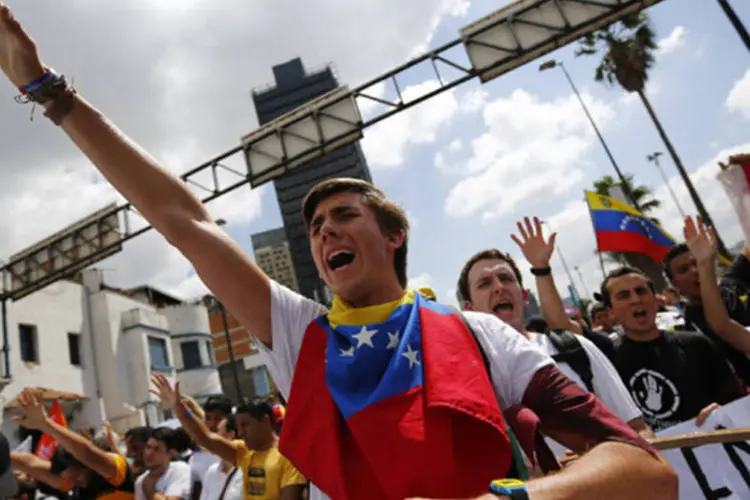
[492,301,514,314]
[633,309,648,320]
[327,250,355,272]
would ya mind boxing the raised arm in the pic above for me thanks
[13,390,120,482]
[511,217,582,334]
[685,216,750,353]
[150,374,239,465]
[10,452,67,491]
[0,4,274,345]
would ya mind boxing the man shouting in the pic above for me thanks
[0,5,676,500]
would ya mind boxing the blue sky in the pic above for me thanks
[236,0,750,306]
[0,0,748,307]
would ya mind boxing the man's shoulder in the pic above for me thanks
[460,310,515,334]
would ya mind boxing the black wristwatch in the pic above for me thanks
[489,479,529,499]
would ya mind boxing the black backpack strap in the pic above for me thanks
[547,329,595,394]
[449,306,491,376]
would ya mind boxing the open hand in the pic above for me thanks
[12,389,50,431]
[511,216,556,269]
[149,373,182,411]
[683,215,717,266]
[0,4,46,88]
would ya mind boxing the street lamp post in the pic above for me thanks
[574,266,591,299]
[647,152,686,218]
[217,300,244,403]
[542,221,580,300]
[539,59,638,208]
[212,218,244,403]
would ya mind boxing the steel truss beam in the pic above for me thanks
[0,0,663,301]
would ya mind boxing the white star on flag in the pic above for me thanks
[386,330,400,350]
[352,325,378,349]
[402,344,421,368]
[340,346,355,357]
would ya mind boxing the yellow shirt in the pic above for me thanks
[234,442,306,500]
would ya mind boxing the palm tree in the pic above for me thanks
[577,12,731,260]
[593,173,668,290]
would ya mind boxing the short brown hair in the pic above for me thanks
[302,178,409,288]
[458,249,523,303]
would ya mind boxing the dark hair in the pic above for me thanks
[148,428,181,452]
[589,302,608,317]
[663,286,679,296]
[457,249,523,303]
[124,426,151,444]
[599,266,655,306]
[222,414,237,435]
[302,178,409,288]
[236,401,275,425]
[52,447,84,473]
[203,395,233,416]
[663,243,689,281]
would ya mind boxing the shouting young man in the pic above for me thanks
[0,5,677,499]
[457,218,651,455]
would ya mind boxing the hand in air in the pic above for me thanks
[683,215,717,267]
[511,216,556,269]
[0,3,46,88]
[149,373,182,411]
[12,388,50,431]
[719,153,750,171]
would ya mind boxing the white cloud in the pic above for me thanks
[442,89,614,220]
[363,80,460,169]
[408,273,434,290]
[535,142,750,303]
[460,89,488,113]
[0,0,466,297]
[444,288,460,308]
[409,0,471,56]
[657,26,687,56]
[726,69,750,121]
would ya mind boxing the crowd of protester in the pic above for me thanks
[1,4,749,496]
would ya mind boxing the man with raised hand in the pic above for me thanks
[0,5,676,499]
[456,217,652,452]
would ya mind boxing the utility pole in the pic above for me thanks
[716,0,750,53]
[217,301,244,403]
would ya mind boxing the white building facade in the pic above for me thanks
[0,269,222,442]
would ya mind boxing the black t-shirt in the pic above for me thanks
[581,327,616,362]
[684,253,750,385]
[612,330,747,432]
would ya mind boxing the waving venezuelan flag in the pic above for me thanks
[585,191,676,264]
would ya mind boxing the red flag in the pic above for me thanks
[35,400,67,461]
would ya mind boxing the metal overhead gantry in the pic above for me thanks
[0,0,663,303]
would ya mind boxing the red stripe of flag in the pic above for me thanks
[596,230,673,264]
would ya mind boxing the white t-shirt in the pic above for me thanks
[198,462,243,500]
[257,282,554,500]
[529,332,642,457]
[135,461,192,500]
[190,450,220,484]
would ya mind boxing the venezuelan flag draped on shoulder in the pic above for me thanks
[585,191,676,263]
[279,288,512,499]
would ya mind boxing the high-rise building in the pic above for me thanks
[252,58,373,304]
[251,227,299,292]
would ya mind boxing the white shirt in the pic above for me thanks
[198,462,243,500]
[190,451,220,484]
[257,282,554,500]
[135,462,192,500]
[529,333,643,457]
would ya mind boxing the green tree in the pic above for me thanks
[577,12,730,260]
[593,173,667,290]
